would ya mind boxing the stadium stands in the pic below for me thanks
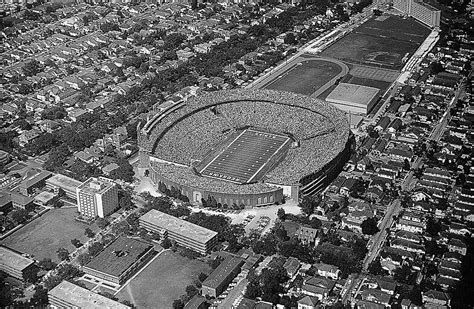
[140,89,350,204]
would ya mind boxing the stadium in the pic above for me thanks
[138,89,352,207]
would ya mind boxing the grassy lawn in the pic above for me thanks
[263,59,343,95]
[322,15,430,70]
[1,207,98,262]
[116,250,210,309]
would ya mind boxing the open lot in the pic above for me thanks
[116,250,210,309]
[263,58,346,96]
[1,207,97,262]
[321,15,430,70]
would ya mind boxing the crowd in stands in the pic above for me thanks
[142,89,349,185]
[150,161,280,195]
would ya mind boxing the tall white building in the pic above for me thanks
[392,0,441,28]
[76,177,118,218]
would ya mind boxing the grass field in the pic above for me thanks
[1,207,97,262]
[263,59,344,95]
[116,250,210,309]
[322,15,430,70]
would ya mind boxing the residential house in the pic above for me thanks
[447,238,467,256]
[301,276,335,301]
[313,263,340,280]
[297,296,319,309]
[422,290,450,307]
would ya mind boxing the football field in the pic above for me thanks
[198,129,290,184]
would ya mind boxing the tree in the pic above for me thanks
[198,272,208,282]
[209,257,223,269]
[71,239,82,248]
[300,195,320,216]
[56,247,69,261]
[361,217,379,235]
[10,209,29,224]
[96,218,109,229]
[284,32,296,45]
[277,208,286,221]
[185,285,198,298]
[77,253,91,266]
[172,299,184,309]
[23,59,41,77]
[368,257,388,276]
[109,159,135,183]
[38,258,57,270]
[426,218,442,237]
[84,227,95,238]
[162,238,172,249]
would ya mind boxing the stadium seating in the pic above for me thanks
[141,89,349,185]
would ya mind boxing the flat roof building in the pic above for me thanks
[48,280,131,309]
[76,177,118,218]
[326,83,380,116]
[139,209,218,254]
[83,236,155,285]
[46,173,83,201]
[0,246,37,281]
[201,256,244,298]
[18,169,52,196]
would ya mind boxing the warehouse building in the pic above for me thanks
[326,83,380,116]
[0,246,38,281]
[139,209,218,254]
[48,280,131,309]
[83,236,155,285]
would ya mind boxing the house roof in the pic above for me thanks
[298,295,319,306]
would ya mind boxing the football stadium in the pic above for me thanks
[138,89,352,207]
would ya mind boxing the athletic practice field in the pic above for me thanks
[263,58,346,96]
[321,15,430,70]
[1,208,98,262]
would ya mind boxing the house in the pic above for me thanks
[400,298,422,309]
[18,129,39,147]
[102,163,119,176]
[301,276,335,300]
[422,290,450,307]
[313,263,340,280]
[447,238,467,256]
[360,289,391,307]
[356,300,386,309]
[296,226,319,246]
[283,257,301,279]
[375,116,391,132]
[340,178,358,196]
[298,295,319,309]
[74,151,94,164]
[376,278,397,296]
[388,118,402,133]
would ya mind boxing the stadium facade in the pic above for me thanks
[138,89,351,207]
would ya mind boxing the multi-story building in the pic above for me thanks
[46,173,83,201]
[48,280,131,309]
[83,236,155,285]
[0,246,38,281]
[139,209,218,254]
[76,177,118,218]
[393,0,441,28]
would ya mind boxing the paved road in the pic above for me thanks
[362,199,401,271]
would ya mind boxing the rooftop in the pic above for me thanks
[78,177,115,195]
[140,209,218,244]
[0,246,35,271]
[326,83,379,107]
[46,173,83,192]
[84,236,153,277]
[202,256,244,289]
[48,280,130,309]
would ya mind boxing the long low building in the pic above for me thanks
[48,280,131,309]
[139,209,218,254]
[45,173,83,201]
[326,83,380,115]
[83,236,155,285]
[201,256,244,298]
[0,246,37,281]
